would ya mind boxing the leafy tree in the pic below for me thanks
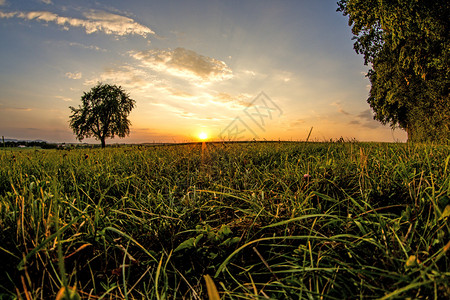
[338,0,449,142]
[69,83,136,148]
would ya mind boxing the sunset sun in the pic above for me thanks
[198,132,208,141]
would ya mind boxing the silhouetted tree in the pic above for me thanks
[69,83,135,148]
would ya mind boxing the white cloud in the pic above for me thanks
[272,70,293,83]
[83,65,161,94]
[68,42,107,52]
[0,9,155,38]
[152,102,226,122]
[243,70,256,76]
[82,10,154,36]
[65,72,82,79]
[131,47,233,82]
[55,96,72,102]
[40,0,53,4]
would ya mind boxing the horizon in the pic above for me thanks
[0,0,407,144]
[2,136,405,146]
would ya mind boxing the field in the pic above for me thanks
[0,142,449,299]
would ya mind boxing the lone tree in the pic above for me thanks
[69,83,135,148]
[338,0,449,142]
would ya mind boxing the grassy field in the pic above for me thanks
[0,142,449,299]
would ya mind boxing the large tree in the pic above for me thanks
[69,83,136,148]
[338,0,449,142]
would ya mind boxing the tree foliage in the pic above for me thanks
[338,0,449,142]
[69,83,135,148]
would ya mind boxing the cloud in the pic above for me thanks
[0,1,6,7]
[349,109,380,129]
[357,109,374,121]
[83,65,212,112]
[55,96,72,102]
[40,0,53,4]
[131,47,233,82]
[329,103,380,130]
[331,101,350,115]
[65,72,82,79]
[167,89,194,98]
[209,92,252,109]
[69,42,107,52]
[84,65,159,92]
[357,109,379,129]
[273,70,293,83]
[0,11,15,18]
[244,70,256,76]
[0,104,32,111]
[290,119,305,127]
[0,9,155,37]
[149,101,226,122]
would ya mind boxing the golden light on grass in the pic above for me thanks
[199,132,208,141]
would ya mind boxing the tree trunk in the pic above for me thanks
[101,137,106,148]
[406,126,412,143]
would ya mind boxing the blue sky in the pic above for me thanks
[0,0,406,143]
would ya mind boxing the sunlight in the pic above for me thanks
[199,132,208,141]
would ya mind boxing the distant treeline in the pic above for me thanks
[2,140,58,149]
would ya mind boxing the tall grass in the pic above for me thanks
[0,142,449,299]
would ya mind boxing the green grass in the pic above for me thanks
[0,142,449,299]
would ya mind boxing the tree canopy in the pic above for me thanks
[338,0,449,142]
[69,83,135,148]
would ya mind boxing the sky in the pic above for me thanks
[0,0,407,144]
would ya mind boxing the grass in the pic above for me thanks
[0,141,449,299]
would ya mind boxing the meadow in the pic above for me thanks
[0,141,449,299]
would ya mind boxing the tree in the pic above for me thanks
[69,83,136,148]
[337,0,449,142]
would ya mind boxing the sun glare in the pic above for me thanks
[199,132,208,141]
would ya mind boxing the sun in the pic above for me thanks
[198,132,208,141]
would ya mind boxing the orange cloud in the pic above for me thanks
[0,9,154,37]
[131,48,233,82]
